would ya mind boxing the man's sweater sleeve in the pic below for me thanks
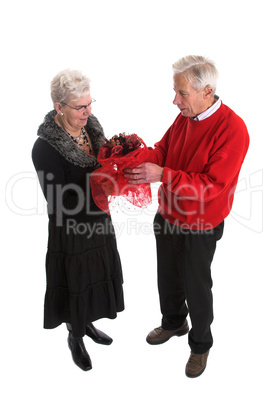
[145,125,173,166]
[161,118,249,202]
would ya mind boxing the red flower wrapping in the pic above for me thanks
[90,133,152,214]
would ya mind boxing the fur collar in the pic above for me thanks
[37,110,105,168]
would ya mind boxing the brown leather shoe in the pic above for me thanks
[146,319,189,345]
[185,350,209,378]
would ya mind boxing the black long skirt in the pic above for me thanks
[44,215,124,337]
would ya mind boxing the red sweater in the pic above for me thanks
[147,103,249,230]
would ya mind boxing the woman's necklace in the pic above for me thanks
[67,127,91,152]
[56,114,93,155]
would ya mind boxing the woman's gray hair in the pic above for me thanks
[50,69,90,104]
[172,55,219,94]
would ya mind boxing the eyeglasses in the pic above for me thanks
[61,99,96,111]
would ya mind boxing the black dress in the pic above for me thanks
[32,110,124,337]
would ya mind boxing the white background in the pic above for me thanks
[1,0,267,401]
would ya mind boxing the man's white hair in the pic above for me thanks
[172,55,219,94]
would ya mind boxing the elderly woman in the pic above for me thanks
[32,69,124,371]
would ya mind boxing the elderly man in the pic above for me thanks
[125,55,249,378]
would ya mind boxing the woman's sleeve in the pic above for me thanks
[32,138,68,217]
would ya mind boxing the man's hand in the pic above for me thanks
[124,162,164,184]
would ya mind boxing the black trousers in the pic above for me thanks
[154,212,224,354]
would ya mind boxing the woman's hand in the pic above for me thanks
[124,162,164,184]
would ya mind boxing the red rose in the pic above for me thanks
[99,145,111,159]
[111,145,123,155]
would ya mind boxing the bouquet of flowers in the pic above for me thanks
[90,133,152,213]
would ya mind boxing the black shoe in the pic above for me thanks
[86,322,113,345]
[67,333,92,371]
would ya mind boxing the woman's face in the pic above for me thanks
[57,93,93,132]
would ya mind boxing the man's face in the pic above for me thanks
[173,74,210,118]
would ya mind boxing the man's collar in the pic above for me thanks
[191,96,221,121]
